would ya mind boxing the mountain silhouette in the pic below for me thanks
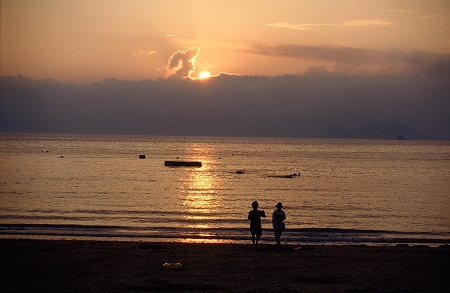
[322,122,435,140]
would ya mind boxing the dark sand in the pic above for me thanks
[1,239,449,293]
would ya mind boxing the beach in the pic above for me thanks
[1,239,448,293]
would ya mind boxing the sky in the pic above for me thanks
[1,0,450,139]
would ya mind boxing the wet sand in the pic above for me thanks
[1,239,449,293]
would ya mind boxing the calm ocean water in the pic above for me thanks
[1,133,449,246]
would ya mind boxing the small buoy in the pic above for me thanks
[60,156,64,158]
[139,155,146,159]
[162,262,182,269]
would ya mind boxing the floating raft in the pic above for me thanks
[164,160,202,167]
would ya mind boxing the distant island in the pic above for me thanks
[321,122,435,140]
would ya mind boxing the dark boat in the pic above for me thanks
[164,161,202,167]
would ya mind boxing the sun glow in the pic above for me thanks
[198,71,211,79]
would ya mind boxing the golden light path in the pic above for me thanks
[179,143,223,243]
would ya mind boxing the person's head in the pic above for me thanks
[252,201,258,209]
[276,202,283,209]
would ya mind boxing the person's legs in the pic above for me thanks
[274,229,281,245]
[255,235,260,248]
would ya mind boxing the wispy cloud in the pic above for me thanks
[415,15,440,20]
[265,22,315,30]
[247,44,384,63]
[383,9,414,13]
[382,9,441,20]
[133,50,157,56]
[342,19,394,26]
[265,19,394,30]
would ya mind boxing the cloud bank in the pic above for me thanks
[1,71,449,139]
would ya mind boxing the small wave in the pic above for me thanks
[1,224,449,246]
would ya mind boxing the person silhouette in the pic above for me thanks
[272,202,286,245]
[248,201,266,248]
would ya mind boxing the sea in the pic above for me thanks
[1,133,449,246]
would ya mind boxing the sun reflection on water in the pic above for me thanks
[179,143,222,230]
[181,170,220,227]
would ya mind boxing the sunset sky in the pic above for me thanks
[1,0,449,138]
[2,0,449,81]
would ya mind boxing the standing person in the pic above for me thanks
[272,202,286,245]
[248,201,266,248]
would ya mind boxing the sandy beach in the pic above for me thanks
[1,239,449,293]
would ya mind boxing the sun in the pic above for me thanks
[198,71,211,79]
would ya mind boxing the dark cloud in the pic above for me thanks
[247,44,450,75]
[1,72,449,139]
[304,65,331,77]
[166,47,200,78]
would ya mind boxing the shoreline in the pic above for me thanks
[1,236,449,248]
[1,233,449,248]
[2,224,449,247]
[1,239,449,293]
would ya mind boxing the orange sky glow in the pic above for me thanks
[1,0,449,82]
